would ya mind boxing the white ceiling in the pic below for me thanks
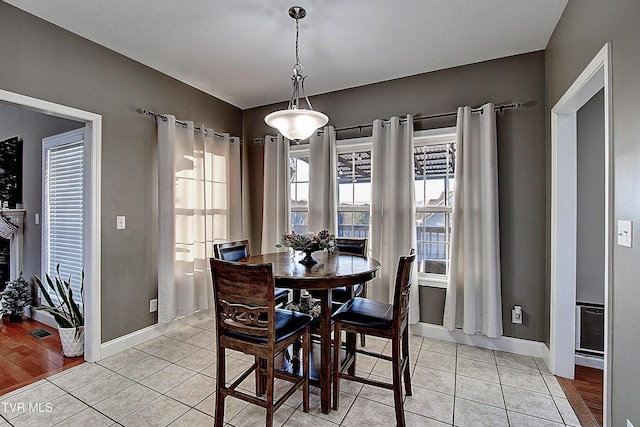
[5,0,567,110]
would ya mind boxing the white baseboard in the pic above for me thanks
[99,310,213,360]
[410,322,550,359]
[575,353,604,370]
[30,309,58,329]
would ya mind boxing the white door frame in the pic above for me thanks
[0,88,102,363]
[549,42,612,425]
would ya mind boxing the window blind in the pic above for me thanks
[43,133,84,307]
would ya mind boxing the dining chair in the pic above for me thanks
[213,240,290,307]
[309,237,368,346]
[331,237,368,303]
[308,237,367,306]
[331,249,416,427]
[210,258,312,427]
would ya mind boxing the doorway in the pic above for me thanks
[549,43,612,425]
[0,88,102,363]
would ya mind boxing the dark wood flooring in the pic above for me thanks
[574,365,604,425]
[557,364,604,427]
[0,316,84,396]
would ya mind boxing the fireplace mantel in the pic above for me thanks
[2,209,26,280]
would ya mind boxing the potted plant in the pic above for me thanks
[0,272,31,322]
[33,266,84,357]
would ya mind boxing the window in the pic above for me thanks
[42,128,85,307]
[337,141,372,238]
[206,149,229,244]
[287,127,456,281]
[290,146,310,234]
[335,129,456,280]
[413,129,456,278]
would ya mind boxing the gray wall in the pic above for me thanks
[244,52,547,341]
[546,0,640,424]
[0,3,243,342]
[0,102,82,280]
[576,89,605,305]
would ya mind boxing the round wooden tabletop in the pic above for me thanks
[245,251,380,290]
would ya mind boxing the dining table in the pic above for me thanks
[245,250,381,414]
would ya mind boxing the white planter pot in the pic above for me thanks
[58,326,84,357]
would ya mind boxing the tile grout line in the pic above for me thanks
[5,321,582,427]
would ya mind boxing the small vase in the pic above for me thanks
[299,293,312,312]
[299,250,318,267]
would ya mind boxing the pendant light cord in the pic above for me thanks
[295,16,301,70]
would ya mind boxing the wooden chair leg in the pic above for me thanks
[391,336,406,427]
[346,331,357,376]
[402,326,412,396]
[215,348,226,427]
[359,285,367,347]
[303,326,310,412]
[255,356,263,396]
[265,356,275,427]
[332,323,341,410]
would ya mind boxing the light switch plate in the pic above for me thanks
[617,220,633,247]
[116,215,126,230]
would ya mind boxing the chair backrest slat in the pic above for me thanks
[392,249,416,323]
[210,258,275,340]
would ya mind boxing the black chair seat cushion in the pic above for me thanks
[274,287,289,301]
[331,297,393,330]
[225,309,313,344]
[330,284,363,303]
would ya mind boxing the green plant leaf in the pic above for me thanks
[32,264,84,329]
[34,306,73,328]
[33,275,56,308]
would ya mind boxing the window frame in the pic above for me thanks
[287,127,457,287]
[336,137,373,239]
[413,127,457,287]
[289,143,310,234]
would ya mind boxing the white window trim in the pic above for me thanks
[414,127,456,284]
[289,146,310,229]
[289,127,457,284]
[338,127,456,285]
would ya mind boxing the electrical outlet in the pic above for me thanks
[149,298,158,312]
[512,305,523,324]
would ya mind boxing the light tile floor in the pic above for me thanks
[0,317,580,426]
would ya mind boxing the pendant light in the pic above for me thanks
[264,6,328,142]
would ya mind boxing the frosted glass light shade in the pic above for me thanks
[264,109,329,141]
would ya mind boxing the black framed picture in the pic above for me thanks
[0,136,23,208]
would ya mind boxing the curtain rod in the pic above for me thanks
[329,102,521,134]
[137,108,240,142]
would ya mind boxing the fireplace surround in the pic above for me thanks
[0,209,25,286]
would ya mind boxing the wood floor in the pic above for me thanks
[0,316,84,396]
[557,364,604,427]
[574,365,604,425]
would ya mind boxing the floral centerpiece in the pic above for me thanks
[277,229,336,266]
